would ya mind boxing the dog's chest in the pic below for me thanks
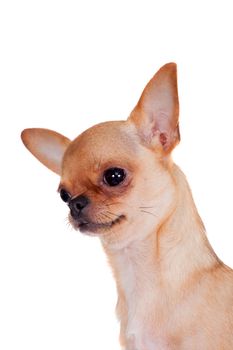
[115,246,147,310]
[115,248,172,350]
[123,325,174,350]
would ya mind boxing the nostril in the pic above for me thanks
[75,201,85,210]
[70,195,89,214]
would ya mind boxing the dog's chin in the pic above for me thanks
[69,214,126,236]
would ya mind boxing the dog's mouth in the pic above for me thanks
[69,214,126,234]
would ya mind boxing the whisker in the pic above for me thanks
[64,217,73,231]
[140,210,158,218]
[105,202,123,207]
[97,213,119,226]
[105,210,121,218]
[99,198,118,206]
[139,206,155,209]
[93,213,105,225]
[99,212,113,222]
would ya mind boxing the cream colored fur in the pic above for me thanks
[21,63,233,349]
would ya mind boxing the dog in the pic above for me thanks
[21,63,233,349]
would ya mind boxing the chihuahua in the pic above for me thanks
[21,63,233,349]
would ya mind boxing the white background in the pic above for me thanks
[1,1,233,349]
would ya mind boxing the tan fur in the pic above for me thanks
[21,63,233,349]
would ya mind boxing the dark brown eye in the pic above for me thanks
[60,189,71,203]
[103,167,126,186]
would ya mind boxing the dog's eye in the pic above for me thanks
[60,189,71,203]
[103,167,126,187]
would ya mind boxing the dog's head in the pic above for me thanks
[21,63,180,247]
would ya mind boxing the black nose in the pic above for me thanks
[69,195,89,217]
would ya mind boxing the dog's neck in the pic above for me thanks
[103,164,220,307]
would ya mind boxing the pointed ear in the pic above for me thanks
[128,63,180,153]
[21,128,71,175]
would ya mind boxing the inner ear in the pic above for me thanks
[150,109,180,151]
[21,128,71,175]
[128,63,180,153]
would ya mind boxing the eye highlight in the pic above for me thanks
[60,189,71,203]
[103,167,126,187]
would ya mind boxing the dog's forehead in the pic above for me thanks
[62,121,139,174]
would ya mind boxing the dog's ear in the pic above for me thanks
[129,63,180,153]
[21,128,70,175]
